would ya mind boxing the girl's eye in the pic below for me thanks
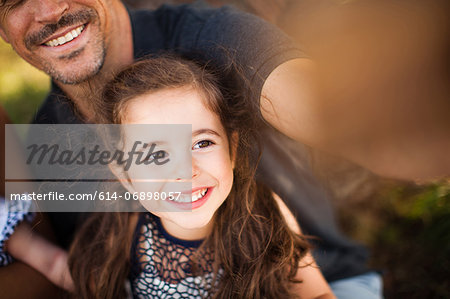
[145,150,169,161]
[193,140,214,150]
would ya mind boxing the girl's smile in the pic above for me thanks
[120,86,234,241]
[168,187,214,210]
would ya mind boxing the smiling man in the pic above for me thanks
[8,7,105,84]
[0,0,133,119]
[0,1,382,298]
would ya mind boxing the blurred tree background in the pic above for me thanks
[1,0,449,297]
[336,177,450,298]
[0,40,49,123]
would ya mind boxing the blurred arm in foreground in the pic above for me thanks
[259,0,450,181]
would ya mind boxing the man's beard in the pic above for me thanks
[42,41,107,85]
[24,8,107,85]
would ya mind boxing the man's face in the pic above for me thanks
[0,0,113,84]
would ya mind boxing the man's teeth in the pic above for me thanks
[45,25,85,47]
[173,188,208,203]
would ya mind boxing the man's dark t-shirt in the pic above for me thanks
[34,2,369,281]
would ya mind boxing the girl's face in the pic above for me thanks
[120,86,234,240]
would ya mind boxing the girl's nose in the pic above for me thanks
[174,155,198,181]
[192,158,199,179]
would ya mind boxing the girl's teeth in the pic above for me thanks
[192,188,208,202]
[44,25,85,47]
[171,188,208,203]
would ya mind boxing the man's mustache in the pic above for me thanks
[24,9,96,50]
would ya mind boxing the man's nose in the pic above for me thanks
[33,0,69,24]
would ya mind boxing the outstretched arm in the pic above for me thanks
[261,58,450,180]
[261,58,319,152]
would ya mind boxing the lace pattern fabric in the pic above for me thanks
[130,213,221,298]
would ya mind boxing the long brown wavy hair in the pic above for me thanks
[68,56,310,298]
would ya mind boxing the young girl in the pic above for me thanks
[69,56,335,299]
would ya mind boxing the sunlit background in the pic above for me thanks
[1,0,449,297]
[0,41,49,123]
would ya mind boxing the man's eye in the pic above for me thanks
[193,140,214,150]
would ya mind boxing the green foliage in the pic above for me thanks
[0,40,50,123]
[373,181,450,299]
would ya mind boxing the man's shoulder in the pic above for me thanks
[129,2,230,35]
[129,2,257,51]
[129,2,303,103]
[131,1,234,22]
